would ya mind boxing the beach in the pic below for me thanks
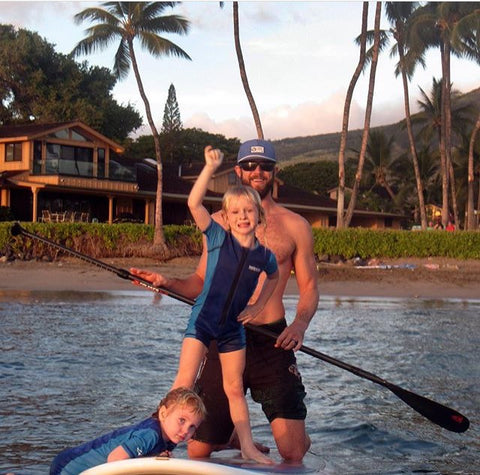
[2,255,480,299]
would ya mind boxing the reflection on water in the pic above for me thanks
[1,291,478,474]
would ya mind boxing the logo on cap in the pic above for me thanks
[250,146,265,154]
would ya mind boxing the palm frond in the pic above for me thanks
[139,31,191,60]
[113,38,131,79]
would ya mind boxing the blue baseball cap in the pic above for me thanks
[237,139,276,163]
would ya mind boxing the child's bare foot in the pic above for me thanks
[242,446,275,465]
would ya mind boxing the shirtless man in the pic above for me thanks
[131,139,319,462]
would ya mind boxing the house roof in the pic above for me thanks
[0,120,124,153]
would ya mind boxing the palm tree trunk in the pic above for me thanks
[443,41,459,228]
[467,113,480,229]
[128,39,167,253]
[344,2,382,227]
[233,2,263,139]
[439,46,449,228]
[336,2,368,229]
[398,43,427,229]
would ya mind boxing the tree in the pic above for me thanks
[162,83,182,133]
[344,2,382,227]
[393,144,442,222]
[278,161,355,196]
[232,2,264,139]
[0,24,141,140]
[407,2,480,227]
[337,2,369,229]
[161,83,183,164]
[72,2,191,253]
[125,127,241,164]
[413,77,476,226]
[467,114,480,229]
[383,2,428,229]
[351,130,399,203]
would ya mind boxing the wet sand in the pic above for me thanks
[2,256,480,300]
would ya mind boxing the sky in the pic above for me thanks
[2,1,479,142]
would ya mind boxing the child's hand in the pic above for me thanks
[204,145,223,170]
[237,305,259,325]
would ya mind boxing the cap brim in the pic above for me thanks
[237,155,276,163]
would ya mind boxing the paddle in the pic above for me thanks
[10,223,470,433]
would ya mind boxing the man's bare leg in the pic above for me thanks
[271,418,310,463]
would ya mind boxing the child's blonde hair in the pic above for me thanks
[222,185,265,226]
[155,387,207,419]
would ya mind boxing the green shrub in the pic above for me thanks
[1,221,480,262]
[313,228,480,260]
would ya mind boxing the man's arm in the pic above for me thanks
[275,218,319,351]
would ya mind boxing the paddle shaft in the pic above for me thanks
[11,223,470,433]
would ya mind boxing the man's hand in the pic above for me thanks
[274,319,308,352]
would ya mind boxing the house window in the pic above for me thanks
[45,143,93,176]
[5,143,22,162]
[97,148,105,178]
[33,141,42,173]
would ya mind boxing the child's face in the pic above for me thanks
[224,195,259,237]
[159,404,203,444]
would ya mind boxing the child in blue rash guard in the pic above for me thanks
[170,146,279,465]
[50,387,206,475]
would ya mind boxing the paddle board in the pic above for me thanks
[80,450,323,474]
[80,456,258,474]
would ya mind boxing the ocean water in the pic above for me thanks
[1,290,478,474]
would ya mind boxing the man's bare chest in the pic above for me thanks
[256,222,295,265]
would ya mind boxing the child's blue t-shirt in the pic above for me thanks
[50,417,176,475]
[186,220,278,352]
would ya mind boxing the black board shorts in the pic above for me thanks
[193,319,307,445]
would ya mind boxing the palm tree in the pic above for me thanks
[357,130,399,202]
[413,78,475,227]
[454,27,480,229]
[336,2,368,229]
[72,2,191,253]
[467,114,480,229]
[232,2,264,139]
[407,2,480,227]
[344,2,382,227]
[394,144,442,221]
[383,2,429,229]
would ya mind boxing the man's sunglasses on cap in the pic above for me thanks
[239,161,276,172]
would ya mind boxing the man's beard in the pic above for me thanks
[240,172,274,199]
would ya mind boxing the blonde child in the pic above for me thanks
[50,388,206,475]
[171,146,279,464]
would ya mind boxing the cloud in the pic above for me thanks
[184,89,411,142]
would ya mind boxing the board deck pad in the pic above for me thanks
[201,449,324,473]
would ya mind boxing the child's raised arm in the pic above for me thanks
[187,145,224,231]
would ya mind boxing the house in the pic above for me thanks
[0,121,172,224]
[0,121,405,228]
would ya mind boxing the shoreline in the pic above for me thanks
[1,256,480,300]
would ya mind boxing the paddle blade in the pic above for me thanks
[387,383,469,433]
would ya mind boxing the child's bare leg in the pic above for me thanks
[219,350,274,465]
[171,338,207,390]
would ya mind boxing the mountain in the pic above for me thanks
[272,86,480,166]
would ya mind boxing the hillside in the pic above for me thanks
[272,86,480,166]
